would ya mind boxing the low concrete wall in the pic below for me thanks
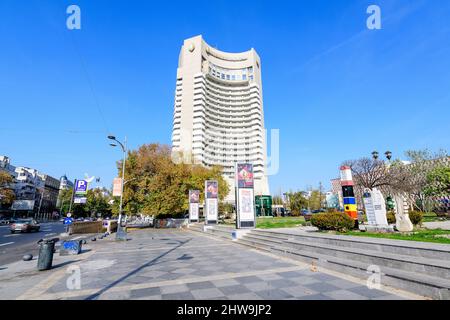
[154,218,188,229]
[69,221,103,234]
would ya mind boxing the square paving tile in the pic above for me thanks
[212,279,240,287]
[304,281,341,293]
[348,286,393,299]
[243,281,274,292]
[280,285,318,298]
[160,284,189,294]
[234,276,262,284]
[218,285,251,295]
[255,289,294,300]
[267,278,299,288]
[323,289,370,300]
[130,287,161,298]
[162,291,195,300]
[186,281,216,290]
[227,292,263,300]
[191,288,226,299]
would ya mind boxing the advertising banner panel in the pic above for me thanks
[204,181,218,224]
[112,178,123,197]
[238,189,255,221]
[189,190,200,222]
[236,163,256,229]
[205,180,218,199]
[237,163,254,189]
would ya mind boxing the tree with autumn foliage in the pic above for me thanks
[113,143,229,217]
[0,171,15,209]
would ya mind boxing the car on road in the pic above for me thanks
[9,219,40,233]
[0,217,11,225]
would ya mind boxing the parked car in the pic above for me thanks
[10,219,40,233]
[0,217,11,225]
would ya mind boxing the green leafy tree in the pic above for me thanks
[286,191,308,216]
[309,190,326,211]
[423,166,450,198]
[85,188,112,217]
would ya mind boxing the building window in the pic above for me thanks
[242,74,247,80]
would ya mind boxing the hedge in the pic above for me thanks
[310,212,355,232]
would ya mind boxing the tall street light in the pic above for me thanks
[108,135,127,240]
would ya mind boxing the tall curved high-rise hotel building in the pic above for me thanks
[171,35,269,201]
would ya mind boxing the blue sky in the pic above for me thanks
[1,0,449,194]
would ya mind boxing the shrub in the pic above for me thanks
[408,211,423,226]
[387,211,396,224]
[310,212,355,232]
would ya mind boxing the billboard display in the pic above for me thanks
[204,181,218,224]
[189,190,200,203]
[205,180,218,199]
[238,189,255,221]
[189,190,200,222]
[235,163,256,229]
[11,200,35,211]
[237,163,254,188]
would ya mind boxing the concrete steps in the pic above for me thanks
[239,230,450,300]
[188,223,234,240]
[244,232,450,279]
[252,229,450,260]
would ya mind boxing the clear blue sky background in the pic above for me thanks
[1,0,449,194]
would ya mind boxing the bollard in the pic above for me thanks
[23,254,33,261]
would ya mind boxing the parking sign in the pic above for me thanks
[75,180,88,195]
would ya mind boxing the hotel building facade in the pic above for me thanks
[171,35,270,202]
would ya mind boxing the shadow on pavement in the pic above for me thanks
[85,237,192,300]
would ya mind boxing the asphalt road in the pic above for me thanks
[0,222,66,266]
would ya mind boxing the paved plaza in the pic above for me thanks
[1,229,413,300]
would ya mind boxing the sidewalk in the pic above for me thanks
[0,229,419,300]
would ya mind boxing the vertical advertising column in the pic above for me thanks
[204,180,218,225]
[339,166,358,222]
[189,190,200,223]
[236,163,256,229]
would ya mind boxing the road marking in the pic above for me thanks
[0,242,14,247]
[3,234,20,238]
[45,233,56,237]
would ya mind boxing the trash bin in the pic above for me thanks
[37,238,59,271]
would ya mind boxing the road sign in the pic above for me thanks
[75,180,88,195]
[63,217,74,225]
[74,197,87,204]
[67,213,72,217]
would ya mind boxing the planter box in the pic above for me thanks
[154,218,188,229]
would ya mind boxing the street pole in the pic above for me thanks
[108,135,127,240]
[118,136,127,228]
[37,188,44,221]
[68,179,77,215]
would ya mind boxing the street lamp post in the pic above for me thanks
[108,135,127,240]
